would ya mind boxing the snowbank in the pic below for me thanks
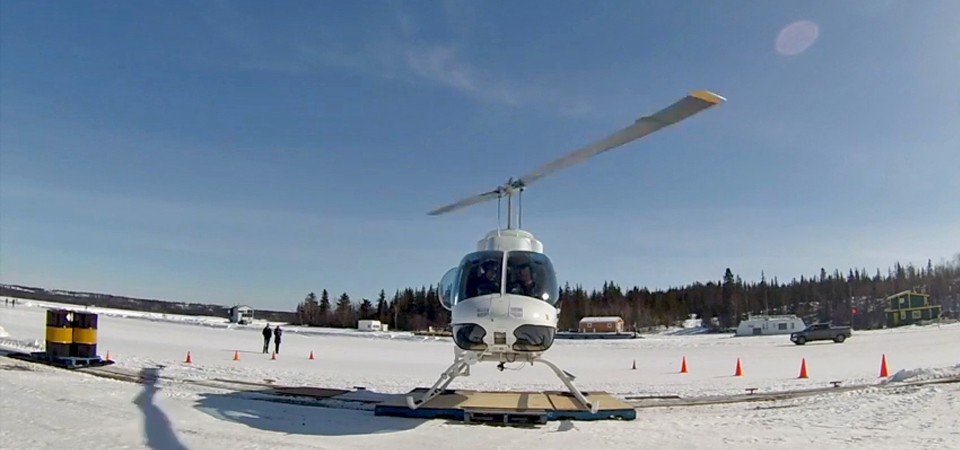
[886,363,960,383]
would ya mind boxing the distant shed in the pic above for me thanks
[229,305,254,325]
[579,316,624,333]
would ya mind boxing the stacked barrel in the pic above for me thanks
[44,308,100,359]
[45,309,73,358]
[71,311,98,358]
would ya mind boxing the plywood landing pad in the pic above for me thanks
[374,388,636,422]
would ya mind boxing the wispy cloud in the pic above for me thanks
[375,2,523,106]
[188,2,592,113]
[401,44,520,105]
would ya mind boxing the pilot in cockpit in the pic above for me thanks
[475,260,501,295]
[509,263,538,297]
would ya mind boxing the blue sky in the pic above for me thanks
[2,1,958,310]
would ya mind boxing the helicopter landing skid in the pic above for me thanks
[405,356,474,410]
[405,352,598,414]
[533,356,599,414]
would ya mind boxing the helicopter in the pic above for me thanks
[407,90,726,413]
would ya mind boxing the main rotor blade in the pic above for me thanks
[517,90,725,187]
[428,188,502,216]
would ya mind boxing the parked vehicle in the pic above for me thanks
[789,322,852,345]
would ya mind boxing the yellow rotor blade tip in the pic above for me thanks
[690,90,726,104]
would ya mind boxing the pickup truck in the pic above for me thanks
[790,322,852,345]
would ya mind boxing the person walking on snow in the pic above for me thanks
[273,325,283,354]
[261,324,272,354]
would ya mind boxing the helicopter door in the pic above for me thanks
[438,267,460,310]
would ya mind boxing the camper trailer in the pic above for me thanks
[735,314,805,336]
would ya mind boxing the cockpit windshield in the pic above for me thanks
[453,250,560,307]
[505,251,559,306]
[457,251,504,300]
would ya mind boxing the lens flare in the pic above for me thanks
[776,20,820,56]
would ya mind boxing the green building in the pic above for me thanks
[884,290,941,327]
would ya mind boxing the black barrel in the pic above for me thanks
[71,311,99,358]
[45,309,73,358]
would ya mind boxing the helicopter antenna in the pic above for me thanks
[518,187,523,229]
[427,90,726,218]
[506,189,513,229]
[497,193,502,231]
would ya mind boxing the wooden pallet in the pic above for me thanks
[7,351,114,369]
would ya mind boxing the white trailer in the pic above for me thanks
[357,320,382,332]
[735,314,805,336]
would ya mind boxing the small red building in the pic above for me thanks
[578,316,624,333]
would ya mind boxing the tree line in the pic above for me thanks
[294,288,449,332]
[293,255,960,332]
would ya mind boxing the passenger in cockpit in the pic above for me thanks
[476,260,501,295]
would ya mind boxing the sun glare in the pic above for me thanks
[776,20,820,56]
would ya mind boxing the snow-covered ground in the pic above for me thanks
[1,297,958,449]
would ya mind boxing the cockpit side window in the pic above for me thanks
[505,251,559,306]
[438,267,459,310]
[457,251,504,300]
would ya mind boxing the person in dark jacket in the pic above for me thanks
[273,326,283,354]
[261,324,272,354]
[509,263,539,297]
[475,260,501,296]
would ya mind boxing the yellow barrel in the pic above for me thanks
[71,311,99,358]
[45,309,73,358]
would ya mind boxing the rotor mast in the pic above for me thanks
[495,178,526,230]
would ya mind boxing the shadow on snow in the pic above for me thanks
[134,367,190,450]
[193,390,427,437]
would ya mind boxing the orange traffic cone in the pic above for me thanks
[185,351,192,364]
[233,350,240,361]
[105,351,112,362]
[680,356,688,374]
[271,351,277,360]
[735,358,743,377]
[309,350,315,360]
[631,359,636,370]
[798,358,809,379]
[880,354,889,377]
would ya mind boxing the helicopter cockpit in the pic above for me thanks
[439,250,560,310]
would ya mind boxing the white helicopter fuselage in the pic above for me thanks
[413,227,591,412]
[443,229,561,362]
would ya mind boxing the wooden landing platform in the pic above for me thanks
[374,388,636,423]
